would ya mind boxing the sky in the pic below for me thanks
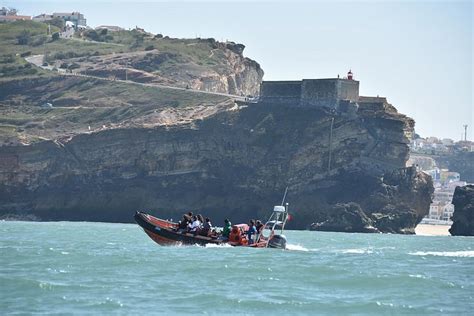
[4,0,473,140]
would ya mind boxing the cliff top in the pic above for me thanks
[0,20,263,146]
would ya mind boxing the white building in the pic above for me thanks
[429,203,442,220]
[33,11,86,28]
[441,204,454,222]
[52,12,86,27]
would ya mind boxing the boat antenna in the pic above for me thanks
[281,186,288,206]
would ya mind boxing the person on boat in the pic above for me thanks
[188,215,201,233]
[197,214,204,225]
[177,214,189,231]
[255,220,264,243]
[201,217,212,236]
[246,220,257,245]
[222,219,232,239]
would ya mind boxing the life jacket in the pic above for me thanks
[229,224,249,246]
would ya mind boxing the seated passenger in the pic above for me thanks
[222,219,232,240]
[177,215,189,231]
[201,217,212,236]
[197,214,204,226]
[188,215,201,233]
[246,220,257,245]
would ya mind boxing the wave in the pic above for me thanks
[340,248,373,254]
[204,243,232,248]
[408,251,474,258]
[285,244,310,252]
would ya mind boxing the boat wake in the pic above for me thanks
[285,244,310,252]
[204,243,233,248]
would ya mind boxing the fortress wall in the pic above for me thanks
[301,79,338,108]
[337,80,359,101]
[358,96,389,112]
[260,81,301,97]
[259,78,360,108]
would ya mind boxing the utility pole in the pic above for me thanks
[463,124,468,141]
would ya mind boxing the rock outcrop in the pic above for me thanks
[0,98,433,233]
[449,185,474,236]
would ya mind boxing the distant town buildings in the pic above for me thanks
[0,7,31,21]
[32,11,87,28]
[410,137,473,224]
[411,135,473,156]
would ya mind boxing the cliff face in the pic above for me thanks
[0,99,433,233]
[449,185,474,236]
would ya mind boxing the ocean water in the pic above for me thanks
[1,221,472,315]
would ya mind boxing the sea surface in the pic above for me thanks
[1,221,473,315]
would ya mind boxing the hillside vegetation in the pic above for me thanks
[0,21,256,145]
[0,20,263,145]
[0,20,262,93]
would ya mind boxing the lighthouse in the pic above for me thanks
[347,69,353,80]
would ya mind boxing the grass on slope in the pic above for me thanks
[0,76,230,145]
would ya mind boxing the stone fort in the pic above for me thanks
[259,71,361,109]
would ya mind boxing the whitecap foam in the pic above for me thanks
[408,251,474,258]
[340,248,373,254]
[285,244,309,252]
[205,243,232,248]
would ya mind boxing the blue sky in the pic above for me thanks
[4,0,473,140]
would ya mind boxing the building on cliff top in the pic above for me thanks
[0,7,31,21]
[259,70,359,109]
[258,70,394,115]
[32,11,86,28]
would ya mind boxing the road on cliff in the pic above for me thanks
[25,55,249,102]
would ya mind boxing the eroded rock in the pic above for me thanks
[449,185,474,236]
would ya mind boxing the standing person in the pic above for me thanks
[222,219,232,240]
[246,220,257,245]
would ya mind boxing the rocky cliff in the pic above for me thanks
[0,21,433,232]
[449,185,474,236]
[0,95,433,233]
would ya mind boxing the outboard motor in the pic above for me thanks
[268,234,287,249]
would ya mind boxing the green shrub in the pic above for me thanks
[1,54,16,63]
[16,30,31,45]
